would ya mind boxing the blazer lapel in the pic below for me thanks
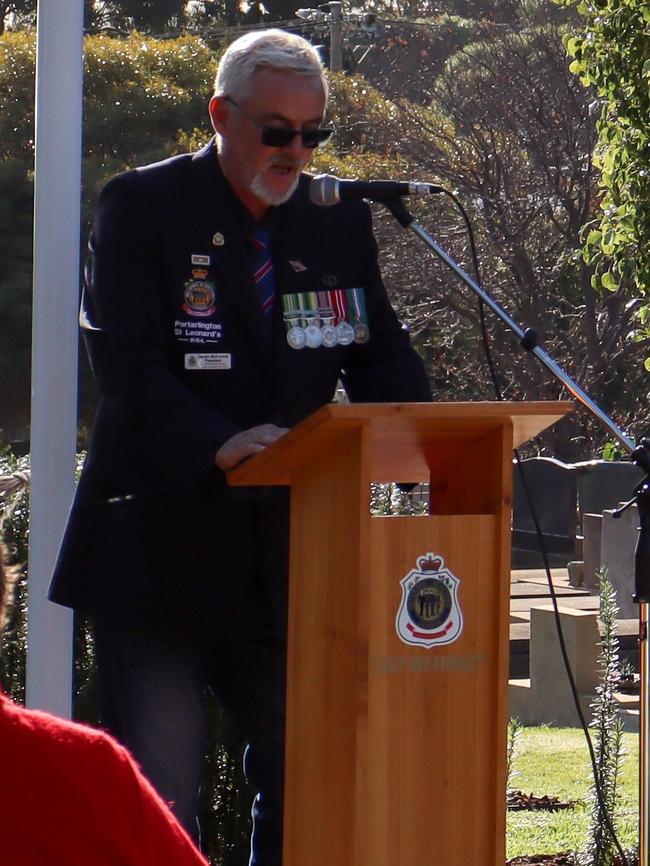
[271,183,336,359]
[273,181,321,293]
[184,140,272,370]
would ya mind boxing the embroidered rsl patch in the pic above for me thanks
[395,553,463,649]
[184,353,231,370]
[183,272,216,317]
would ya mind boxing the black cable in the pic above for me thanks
[514,451,630,866]
[436,189,502,399]
[437,187,631,866]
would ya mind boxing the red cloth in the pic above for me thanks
[0,692,208,866]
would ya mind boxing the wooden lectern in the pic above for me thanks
[229,401,570,866]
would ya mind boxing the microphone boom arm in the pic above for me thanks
[383,196,635,454]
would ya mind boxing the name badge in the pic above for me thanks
[184,353,232,370]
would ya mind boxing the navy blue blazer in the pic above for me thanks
[49,140,431,630]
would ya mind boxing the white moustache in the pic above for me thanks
[267,157,302,169]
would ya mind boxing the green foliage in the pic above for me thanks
[0,29,35,159]
[366,0,517,22]
[354,15,481,103]
[0,450,30,703]
[585,571,625,865]
[0,158,33,441]
[199,702,252,866]
[558,0,650,324]
[447,0,519,20]
[83,32,215,181]
[0,1,36,36]
[312,73,414,181]
[106,0,187,31]
[370,482,428,515]
[0,28,217,201]
[507,716,524,791]
[506,727,638,859]
[325,72,406,156]
[601,440,626,461]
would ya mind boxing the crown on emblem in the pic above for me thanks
[417,553,442,572]
[192,268,208,279]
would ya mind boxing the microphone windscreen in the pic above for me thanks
[309,174,340,207]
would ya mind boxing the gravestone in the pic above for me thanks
[601,505,638,619]
[512,457,578,568]
[582,512,603,590]
[509,605,639,731]
[575,460,643,516]
[575,461,643,609]
[509,606,598,726]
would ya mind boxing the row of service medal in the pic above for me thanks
[284,318,370,349]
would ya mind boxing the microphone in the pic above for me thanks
[309,173,444,206]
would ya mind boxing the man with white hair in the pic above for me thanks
[50,28,431,865]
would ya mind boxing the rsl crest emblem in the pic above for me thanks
[183,269,216,317]
[395,553,463,649]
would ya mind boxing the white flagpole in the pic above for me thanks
[26,0,85,717]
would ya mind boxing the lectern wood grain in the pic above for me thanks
[227,402,571,866]
[283,426,371,865]
[365,516,503,865]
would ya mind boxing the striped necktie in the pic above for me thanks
[251,225,276,321]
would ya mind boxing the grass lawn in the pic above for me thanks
[507,726,639,859]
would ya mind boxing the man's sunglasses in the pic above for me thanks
[225,97,333,149]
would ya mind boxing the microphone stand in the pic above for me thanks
[383,195,650,865]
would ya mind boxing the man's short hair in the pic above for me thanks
[214,28,328,104]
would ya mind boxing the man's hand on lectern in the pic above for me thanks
[215,424,288,470]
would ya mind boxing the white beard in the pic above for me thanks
[250,167,301,206]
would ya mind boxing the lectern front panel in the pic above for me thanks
[363,515,506,866]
